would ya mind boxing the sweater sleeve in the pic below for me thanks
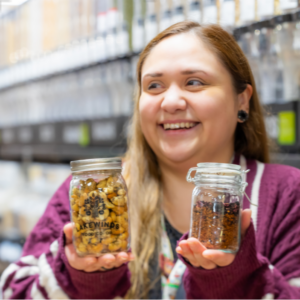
[0,177,131,299]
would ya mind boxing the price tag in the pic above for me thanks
[2,129,14,144]
[220,0,235,26]
[280,0,298,10]
[39,125,55,143]
[278,111,296,145]
[203,0,217,24]
[240,0,256,22]
[92,122,117,141]
[257,0,274,17]
[18,127,32,143]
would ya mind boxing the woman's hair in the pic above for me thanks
[123,21,269,298]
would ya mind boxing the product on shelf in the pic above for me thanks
[70,158,130,256]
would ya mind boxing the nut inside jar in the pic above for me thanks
[70,175,129,256]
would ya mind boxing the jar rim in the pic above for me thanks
[70,157,122,173]
[196,163,241,172]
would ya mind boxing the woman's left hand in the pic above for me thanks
[176,209,252,269]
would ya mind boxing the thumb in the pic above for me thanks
[63,223,73,245]
[241,209,252,237]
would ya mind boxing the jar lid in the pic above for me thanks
[187,163,249,188]
[70,157,122,173]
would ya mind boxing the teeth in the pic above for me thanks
[163,122,197,130]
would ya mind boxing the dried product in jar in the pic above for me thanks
[191,200,240,252]
[70,175,129,256]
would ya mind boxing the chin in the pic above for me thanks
[159,145,197,164]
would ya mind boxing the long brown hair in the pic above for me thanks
[123,21,269,299]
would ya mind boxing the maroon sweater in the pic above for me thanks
[1,155,300,299]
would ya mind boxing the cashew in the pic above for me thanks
[107,176,118,187]
[88,190,99,200]
[118,232,129,240]
[101,237,116,245]
[77,193,87,206]
[99,192,107,201]
[97,179,107,189]
[107,192,117,199]
[110,196,125,207]
[86,178,97,191]
[108,239,122,252]
[103,199,115,209]
[72,203,79,212]
[112,206,125,215]
[90,243,103,253]
[98,208,109,220]
[103,186,114,194]
[111,225,125,235]
[110,211,117,221]
[117,189,126,196]
[77,243,87,253]
[122,212,128,221]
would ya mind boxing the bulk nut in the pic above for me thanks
[70,175,129,256]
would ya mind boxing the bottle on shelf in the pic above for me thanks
[132,0,145,53]
[145,0,158,44]
[202,0,218,25]
[187,0,202,23]
[171,0,185,25]
[220,0,236,28]
[159,0,172,32]
[239,0,257,25]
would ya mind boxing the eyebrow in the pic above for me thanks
[142,69,208,79]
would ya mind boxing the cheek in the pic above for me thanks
[139,94,160,135]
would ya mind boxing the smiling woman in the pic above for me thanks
[2,21,300,300]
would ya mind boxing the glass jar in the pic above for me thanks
[69,158,129,257]
[187,163,248,253]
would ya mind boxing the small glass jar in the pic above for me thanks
[187,163,248,253]
[69,158,129,257]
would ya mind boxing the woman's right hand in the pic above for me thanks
[63,223,134,273]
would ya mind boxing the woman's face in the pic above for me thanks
[139,33,242,166]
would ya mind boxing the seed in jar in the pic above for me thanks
[78,243,87,252]
[110,212,117,222]
[111,225,125,235]
[97,179,108,189]
[101,237,116,245]
[98,208,109,220]
[108,239,122,251]
[118,232,129,240]
[103,186,114,194]
[72,203,79,212]
[90,243,103,253]
[110,196,125,207]
[121,240,127,251]
[107,176,118,187]
[86,178,97,191]
[88,190,99,200]
[112,206,125,215]
[107,192,117,199]
[103,199,115,209]
[117,189,126,196]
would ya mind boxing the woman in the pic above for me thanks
[1,22,300,299]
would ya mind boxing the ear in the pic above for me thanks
[237,84,252,123]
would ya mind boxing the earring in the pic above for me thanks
[238,110,249,122]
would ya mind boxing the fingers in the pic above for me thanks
[241,209,252,237]
[202,250,235,267]
[65,243,98,271]
[63,223,73,245]
[65,243,134,273]
[177,238,216,270]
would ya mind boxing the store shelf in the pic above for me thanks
[0,116,129,162]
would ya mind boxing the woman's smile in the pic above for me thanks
[158,120,200,136]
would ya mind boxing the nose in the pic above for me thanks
[161,84,187,114]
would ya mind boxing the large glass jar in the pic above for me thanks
[69,158,129,257]
[187,163,248,253]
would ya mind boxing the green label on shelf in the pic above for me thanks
[79,123,90,147]
[278,111,296,145]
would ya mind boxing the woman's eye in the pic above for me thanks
[148,83,162,90]
[187,80,203,86]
